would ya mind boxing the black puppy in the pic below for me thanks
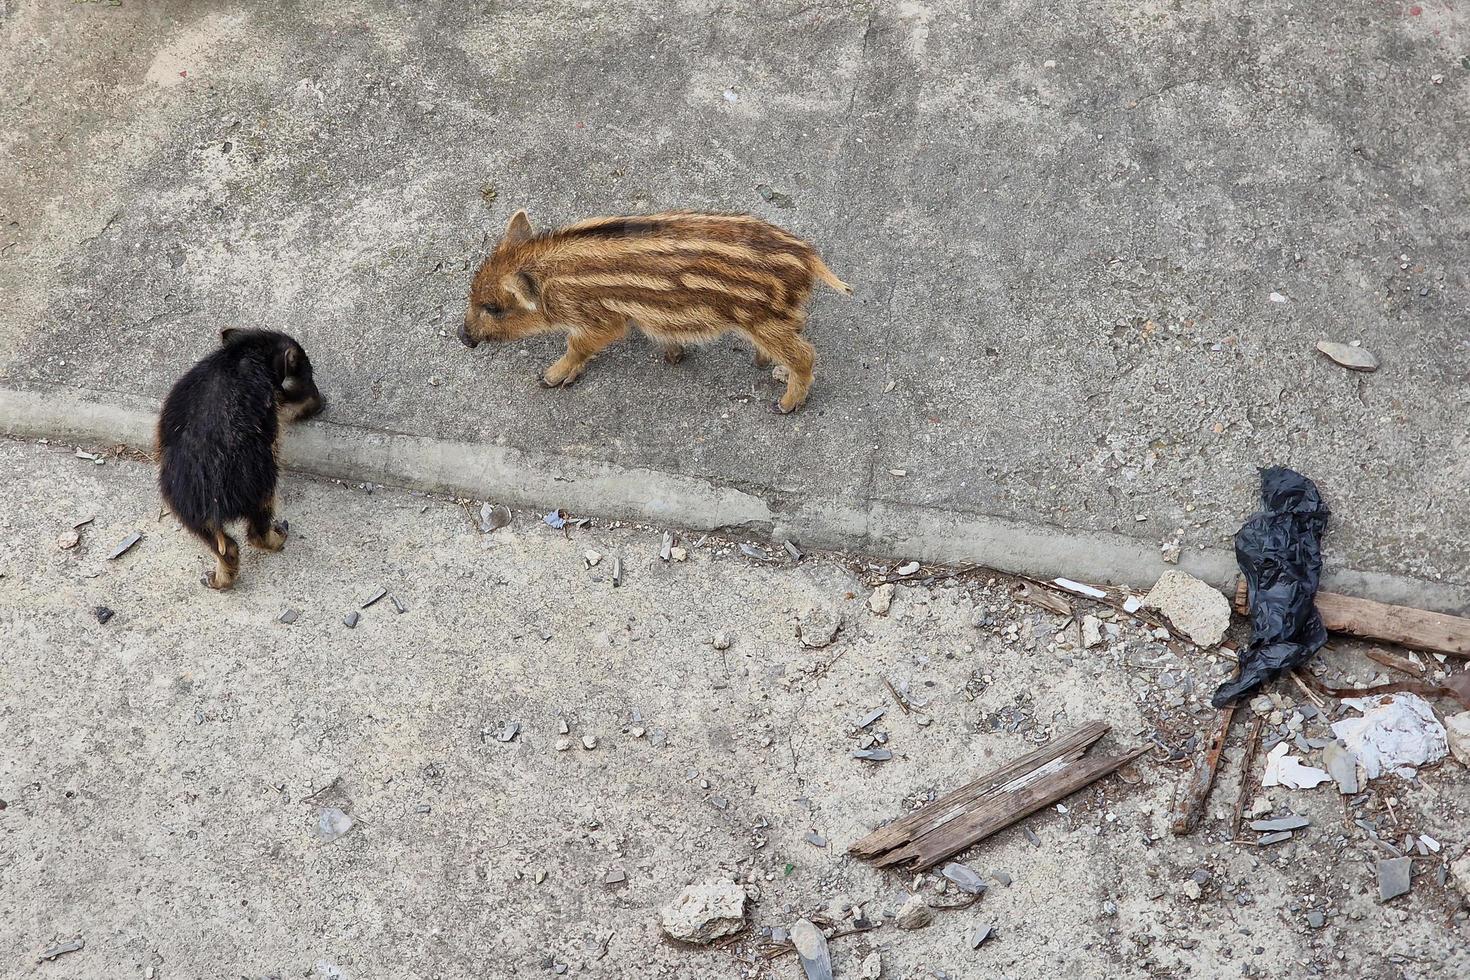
[158,329,324,589]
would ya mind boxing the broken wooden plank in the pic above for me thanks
[849,722,1108,860]
[1230,717,1265,840]
[1013,581,1073,617]
[1170,705,1236,836]
[1233,579,1470,657]
[1364,648,1427,678]
[851,722,1144,872]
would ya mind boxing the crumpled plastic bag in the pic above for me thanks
[1212,467,1330,707]
[1331,693,1448,780]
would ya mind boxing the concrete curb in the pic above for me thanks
[4,385,1466,613]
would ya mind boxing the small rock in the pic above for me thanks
[496,721,520,743]
[278,609,300,624]
[711,632,732,650]
[941,862,987,895]
[1250,815,1309,832]
[1321,740,1360,793]
[755,184,794,209]
[868,584,895,616]
[584,550,603,568]
[342,611,360,628]
[895,560,920,576]
[670,546,688,562]
[658,881,746,940]
[57,529,80,550]
[968,924,994,949]
[1449,854,1470,905]
[798,609,841,648]
[1081,615,1104,648]
[1306,909,1326,929]
[1257,831,1293,846]
[1377,857,1411,902]
[805,831,828,848]
[1316,341,1378,372]
[852,748,892,762]
[790,918,832,980]
[1444,711,1470,766]
[315,807,354,843]
[1143,571,1231,647]
[94,606,114,624]
[604,869,627,885]
[989,869,1012,887]
[895,896,934,930]
[1181,880,1203,901]
[859,950,883,979]
[555,737,573,752]
[581,735,598,750]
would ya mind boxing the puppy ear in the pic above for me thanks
[220,328,241,344]
[504,270,540,311]
[503,209,534,245]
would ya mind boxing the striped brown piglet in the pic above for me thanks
[460,210,850,414]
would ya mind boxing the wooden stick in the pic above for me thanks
[1170,705,1236,836]
[848,722,1109,860]
[1233,579,1470,657]
[1364,648,1427,678]
[1230,718,1264,840]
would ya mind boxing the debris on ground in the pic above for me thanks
[1170,705,1234,835]
[1250,814,1310,832]
[106,531,142,560]
[603,869,626,885]
[660,531,673,561]
[711,631,732,650]
[940,862,988,895]
[789,918,832,980]
[850,722,1145,870]
[94,606,114,624]
[479,502,511,532]
[1377,857,1412,902]
[56,529,80,550]
[342,611,359,628]
[37,938,84,962]
[1229,718,1265,837]
[1446,711,1470,765]
[657,879,748,945]
[740,543,769,561]
[1053,577,1106,599]
[315,807,354,843]
[1316,340,1379,372]
[1321,740,1361,793]
[1144,571,1231,648]
[1081,615,1104,648]
[278,608,300,624]
[798,608,841,648]
[894,896,934,930]
[611,557,623,587]
[969,924,994,948]
[1230,579,1470,656]
[361,588,388,609]
[868,583,895,616]
[390,594,407,614]
[1013,581,1072,616]
[1214,467,1329,707]
[1261,742,1331,789]
[584,550,603,569]
[894,560,920,576]
[543,509,568,529]
[1331,693,1448,779]
[859,950,883,978]
[496,721,520,743]
[756,183,794,209]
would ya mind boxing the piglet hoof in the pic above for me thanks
[663,346,686,365]
[203,571,234,591]
[770,399,792,415]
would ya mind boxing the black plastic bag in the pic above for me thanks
[1212,467,1331,708]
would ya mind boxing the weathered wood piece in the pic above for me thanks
[1233,579,1470,657]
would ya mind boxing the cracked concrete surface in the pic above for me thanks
[2,0,1468,597]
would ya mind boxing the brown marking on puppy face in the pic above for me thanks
[461,210,559,348]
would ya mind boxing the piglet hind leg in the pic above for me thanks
[540,320,626,388]
[749,317,816,414]
[204,527,241,590]
[247,497,288,552]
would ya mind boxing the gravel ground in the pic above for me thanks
[2,437,1468,979]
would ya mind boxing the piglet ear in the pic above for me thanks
[273,342,302,381]
[504,209,534,245]
[220,328,241,344]
[505,270,540,311]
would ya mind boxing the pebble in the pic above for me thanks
[1377,857,1411,902]
[94,606,114,624]
[658,879,749,944]
[555,738,573,752]
[798,609,841,648]
[895,896,934,930]
[968,923,994,948]
[603,869,626,885]
[895,561,921,576]
[1250,815,1309,832]
[1306,910,1326,929]
[581,735,599,750]
[868,583,895,616]
[1081,615,1104,648]
[342,611,360,628]
[941,862,987,895]
[859,950,883,978]
[56,529,80,550]
[711,632,732,650]
[278,609,300,624]
[1316,340,1378,372]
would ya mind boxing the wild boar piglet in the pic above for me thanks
[461,210,850,413]
[158,328,324,589]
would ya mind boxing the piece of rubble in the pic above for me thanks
[1316,341,1378,372]
[657,880,748,944]
[805,832,828,848]
[670,546,688,562]
[660,531,673,561]
[1143,571,1231,647]
[315,807,354,843]
[1306,909,1326,929]
[1331,693,1447,779]
[941,862,988,895]
[798,609,840,648]
[342,611,360,628]
[990,869,1012,887]
[1377,857,1411,902]
[1122,595,1142,614]
[711,632,732,650]
[739,543,768,560]
[1250,815,1310,832]
[362,588,389,609]
[584,550,603,569]
[278,609,300,624]
[852,748,893,762]
[895,560,920,576]
[969,924,994,949]
[479,502,511,531]
[1081,615,1104,649]
[555,737,572,752]
[57,529,80,550]
[1261,742,1331,790]
[603,869,626,885]
[1444,711,1470,766]
[94,606,114,624]
[1054,577,1106,599]
[496,721,520,743]
[1450,854,1470,905]
[107,531,142,560]
[895,896,934,930]
[37,938,84,962]
[581,735,598,750]
[859,950,883,979]
[790,918,832,980]
[1257,831,1293,846]
[868,584,895,616]
[1321,741,1360,793]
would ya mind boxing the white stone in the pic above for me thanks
[894,895,933,930]
[1081,615,1104,649]
[1450,855,1470,906]
[1444,711,1470,766]
[868,583,895,616]
[1143,571,1231,647]
[859,950,883,978]
[658,880,748,944]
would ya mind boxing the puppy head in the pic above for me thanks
[460,210,554,348]
[220,328,325,421]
